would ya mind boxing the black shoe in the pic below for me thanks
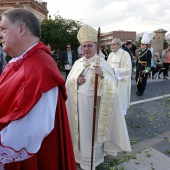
[136,92,139,95]
[137,93,143,96]
[164,77,168,80]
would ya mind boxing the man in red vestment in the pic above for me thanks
[0,8,76,170]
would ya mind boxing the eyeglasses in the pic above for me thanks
[81,44,93,48]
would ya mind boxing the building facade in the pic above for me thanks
[101,30,136,45]
[0,0,48,22]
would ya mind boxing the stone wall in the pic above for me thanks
[152,29,167,55]
[0,0,48,21]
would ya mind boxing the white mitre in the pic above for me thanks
[77,24,97,44]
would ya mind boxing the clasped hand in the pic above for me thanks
[77,65,104,85]
[93,65,104,79]
[77,76,86,85]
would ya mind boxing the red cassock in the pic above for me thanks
[0,42,76,170]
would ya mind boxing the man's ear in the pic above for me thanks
[19,24,26,36]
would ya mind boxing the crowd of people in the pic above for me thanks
[0,8,169,170]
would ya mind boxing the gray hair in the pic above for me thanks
[112,38,122,46]
[154,53,160,57]
[2,8,40,38]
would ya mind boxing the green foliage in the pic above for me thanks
[40,15,83,71]
[96,154,137,169]
[107,44,112,54]
[163,39,168,49]
[40,15,82,52]
[136,37,142,48]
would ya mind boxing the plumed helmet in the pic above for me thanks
[141,33,150,44]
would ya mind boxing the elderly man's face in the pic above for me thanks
[111,40,121,52]
[81,41,96,59]
[0,16,20,57]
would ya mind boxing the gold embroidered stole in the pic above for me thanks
[97,74,115,142]
[68,66,84,150]
[69,56,115,149]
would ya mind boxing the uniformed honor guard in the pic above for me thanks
[135,33,152,96]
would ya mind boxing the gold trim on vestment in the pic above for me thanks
[97,75,115,142]
[69,67,84,150]
[69,55,115,148]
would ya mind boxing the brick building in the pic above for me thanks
[0,0,48,22]
[101,30,136,45]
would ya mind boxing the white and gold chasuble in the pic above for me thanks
[66,54,131,170]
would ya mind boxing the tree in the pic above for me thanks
[136,37,142,48]
[40,15,82,70]
[40,15,82,53]
[163,39,168,49]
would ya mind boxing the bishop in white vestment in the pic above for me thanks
[66,25,131,170]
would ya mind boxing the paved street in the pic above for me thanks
[114,76,170,170]
[60,71,170,170]
[100,74,170,170]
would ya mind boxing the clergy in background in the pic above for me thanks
[107,38,132,115]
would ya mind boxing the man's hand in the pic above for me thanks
[143,70,149,73]
[77,76,86,85]
[93,65,104,79]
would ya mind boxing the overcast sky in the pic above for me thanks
[46,0,170,34]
